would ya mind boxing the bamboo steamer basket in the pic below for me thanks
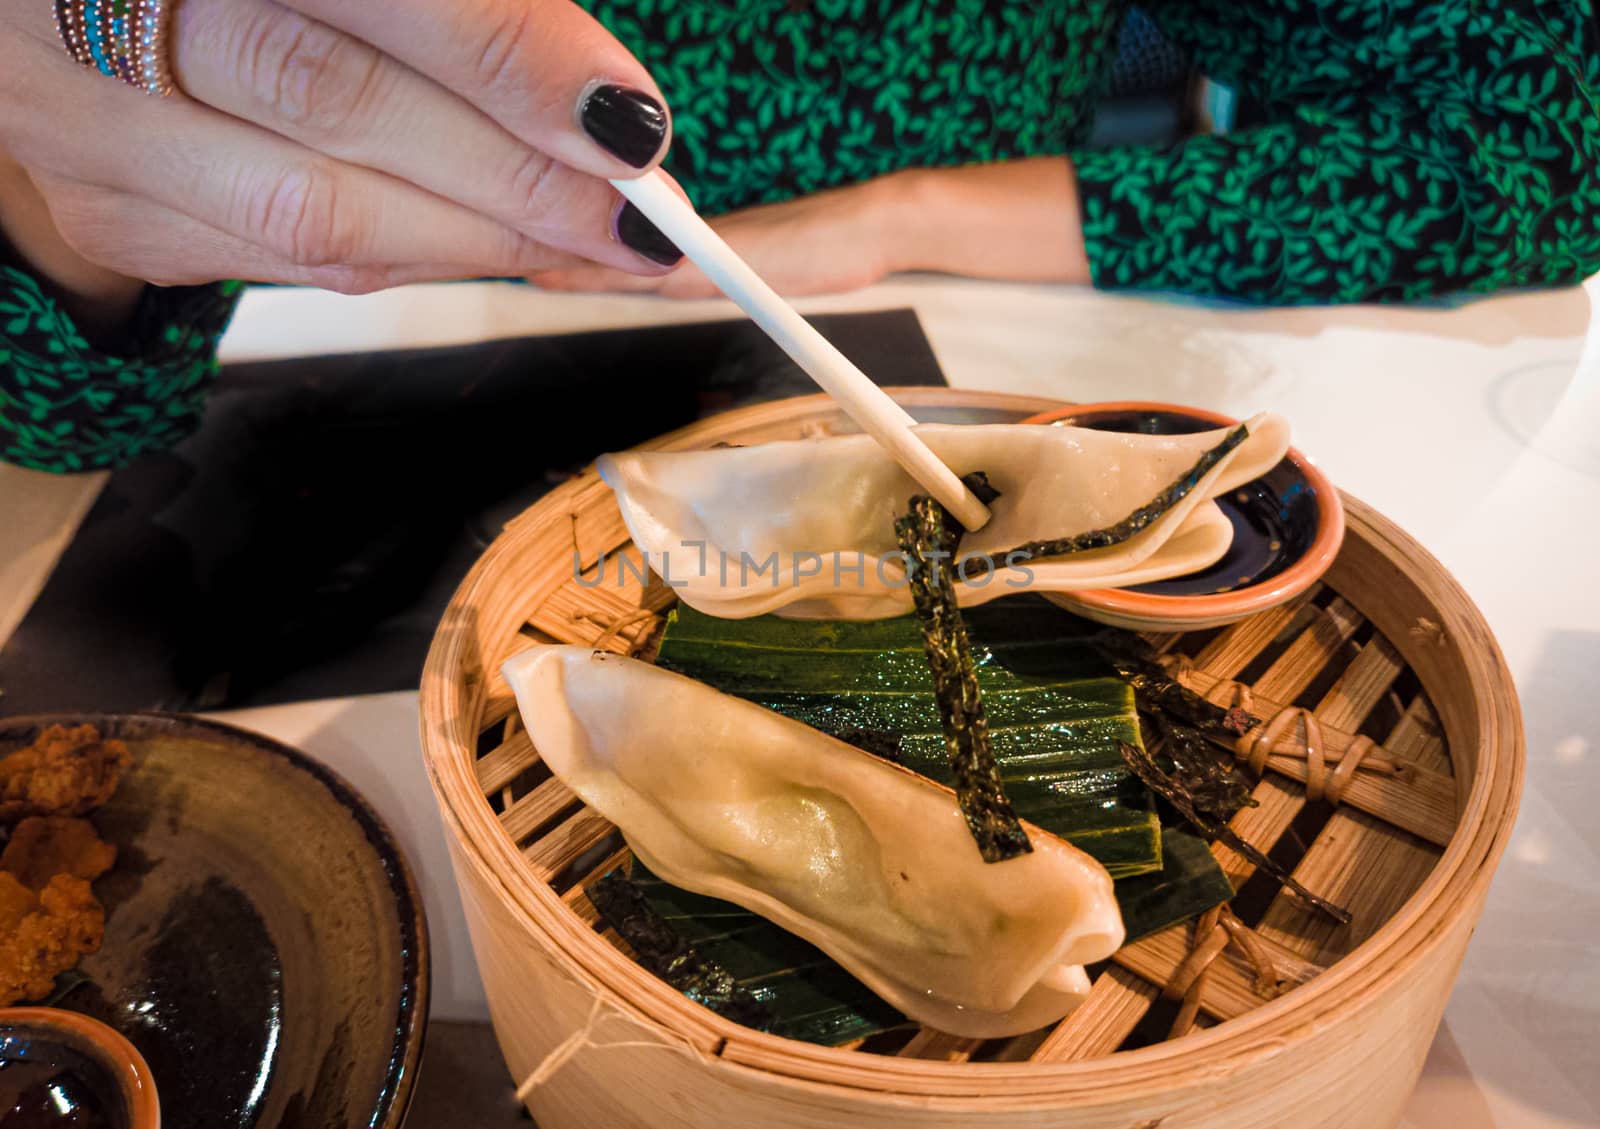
[419,389,1522,1129]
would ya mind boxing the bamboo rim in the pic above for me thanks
[418,388,1522,1103]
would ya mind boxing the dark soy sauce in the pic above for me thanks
[0,1039,123,1129]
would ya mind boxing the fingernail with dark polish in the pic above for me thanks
[616,201,684,266]
[580,84,668,168]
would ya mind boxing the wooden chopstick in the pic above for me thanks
[610,171,993,531]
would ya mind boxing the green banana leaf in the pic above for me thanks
[658,600,1161,878]
[627,862,911,1046]
[1113,826,1236,942]
[618,823,1233,1047]
[599,598,1237,1046]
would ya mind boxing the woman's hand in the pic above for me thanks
[532,160,1096,299]
[0,0,684,304]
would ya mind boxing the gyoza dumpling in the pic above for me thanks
[503,645,1125,1038]
[596,414,1290,620]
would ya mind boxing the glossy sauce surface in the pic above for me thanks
[1058,409,1319,597]
[0,1045,120,1129]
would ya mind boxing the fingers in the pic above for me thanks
[171,0,667,272]
[530,262,719,299]
[33,171,518,292]
[6,42,579,277]
[1,0,682,286]
[529,266,668,293]
[277,0,670,178]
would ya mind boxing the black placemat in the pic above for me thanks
[0,309,946,713]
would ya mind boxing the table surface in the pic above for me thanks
[2,274,1596,1129]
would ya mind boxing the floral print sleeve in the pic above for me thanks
[0,270,241,472]
[1072,0,1600,303]
[4,0,1597,473]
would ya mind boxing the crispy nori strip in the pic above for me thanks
[961,470,1002,505]
[822,725,905,765]
[1118,740,1353,925]
[587,870,775,1028]
[1092,631,1260,742]
[895,494,1031,863]
[1129,668,1259,742]
[1142,711,1258,822]
[963,424,1250,581]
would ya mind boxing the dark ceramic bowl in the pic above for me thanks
[0,714,428,1129]
[1020,401,1345,630]
[1,1007,160,1128]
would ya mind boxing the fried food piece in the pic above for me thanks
[1,817,117,891]
[0,872,104,1006]
[0,724,131,820]
[0,870,32,934]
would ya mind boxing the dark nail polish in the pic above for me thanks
[615,201,684,266]
[580,84,668,168]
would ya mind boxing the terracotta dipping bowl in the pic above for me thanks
[0,1007,160,1128]
[1020,401,1345,631]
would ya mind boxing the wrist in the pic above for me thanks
[864,168,947,275]
[861,160,1092,285]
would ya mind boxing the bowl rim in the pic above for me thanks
[0,1005,161,1128]
[0,712,430,1129]
[1016,400,1347,621]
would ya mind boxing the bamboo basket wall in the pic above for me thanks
[419,389,1523,1129]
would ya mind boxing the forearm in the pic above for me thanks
[879,158,1092,285]
[0,150,144,344]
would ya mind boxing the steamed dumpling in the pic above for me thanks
[597,414,1290,620]
[504,645,1125,1038]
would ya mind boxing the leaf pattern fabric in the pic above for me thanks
[0,270,239,472]
[578,0,1123,216]
[4,0,1598,472]
[1072,0,1600,303]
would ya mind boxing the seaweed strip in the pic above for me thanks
[895,494,1031,863]
[587,870,775,1028]
[1143,710,1258,823]
[1119,740,1353,925]
[1127,666,1259,742]
[1096,630,1259,742]
[960,470,1002,505]
[658,600,1162,878]
[963,424,1250,580]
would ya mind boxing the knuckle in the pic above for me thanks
[505,148,561,221]
[471,2,535,95]
[254,164,359,267]
[241,12,381,138]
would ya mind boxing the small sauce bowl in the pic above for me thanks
[1020,401,1345,631]
[0,1008,159,1129]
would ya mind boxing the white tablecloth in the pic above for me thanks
[3,274,1596,1128]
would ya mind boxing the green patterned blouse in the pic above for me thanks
[3,0,1598,472]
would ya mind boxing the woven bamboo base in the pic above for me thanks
[420,389,1522,1129]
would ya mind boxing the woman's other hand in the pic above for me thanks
[0,0,684,302]
[529,159,1093,299]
